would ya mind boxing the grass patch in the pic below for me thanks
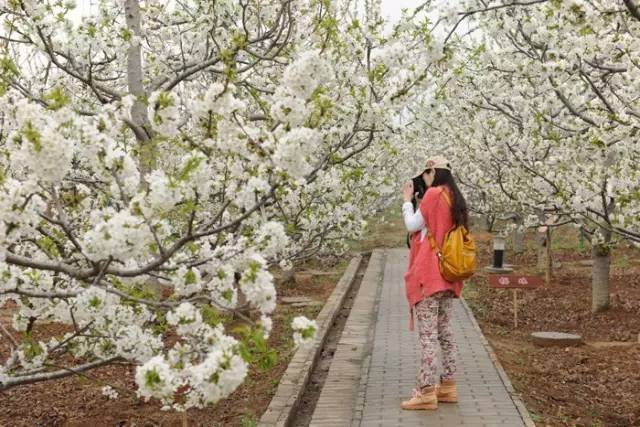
[551,226,581,251]
[612,254,631,268]
[240,414,258,427]
[348,204,407,253]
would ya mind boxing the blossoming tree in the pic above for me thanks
[418,0,640,312]
[0,0,443,410]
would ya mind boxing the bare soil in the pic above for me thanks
[0,261,345,427]
[0,211,402,427]
[465,226,640,427]
[6,210,636,427]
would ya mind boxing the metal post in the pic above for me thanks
[492,235,505,269]
[484,233,513,274]
[513,289,518,328]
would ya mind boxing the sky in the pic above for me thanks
[71,1,435,27]
[70,0,461,39]
[379,0,468,39]
[380,0,423,23]
[73,0,427,19]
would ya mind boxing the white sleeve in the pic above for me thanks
[402,202,425,232]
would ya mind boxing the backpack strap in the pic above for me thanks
[440,188,452,207]
[427,232,440,254]
[427,188,452,255]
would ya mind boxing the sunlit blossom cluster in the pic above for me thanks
[0,0,446,410]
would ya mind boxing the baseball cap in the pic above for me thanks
[412,155,451,180]
[424,155,451,171]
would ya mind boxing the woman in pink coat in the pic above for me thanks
[400,155,469,410]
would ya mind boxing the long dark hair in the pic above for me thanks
[430,168,469,229]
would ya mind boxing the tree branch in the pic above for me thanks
[0,357,123,390]
[548,77,598,126]
[623,0,640,20]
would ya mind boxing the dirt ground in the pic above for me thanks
[0,258,347,427]
[3,210,638,427]
[0,211,404,427]
[465,226,640,427]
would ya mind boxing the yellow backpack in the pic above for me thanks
[427,190,477,282]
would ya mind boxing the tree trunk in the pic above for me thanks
[125,0,145,123]
[536,229,547,271]
[591,229,611,313]
[578,227,586,254]
[484,214,495,232]
[545,227,552,286]
[512,215,525,255]
[125,0,155,175]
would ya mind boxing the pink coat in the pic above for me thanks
[404,185,463,330]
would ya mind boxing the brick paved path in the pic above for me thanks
[358,248,529,426]
[309,249,532,427]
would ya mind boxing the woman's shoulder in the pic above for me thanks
[419,186,444,212]
[424,185,448,199]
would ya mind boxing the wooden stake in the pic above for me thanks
[182,411,188,427]
[545,227,552,286]
[513,288,518,328]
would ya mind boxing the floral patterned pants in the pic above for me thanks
[415,291,457,387]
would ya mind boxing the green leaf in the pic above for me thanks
[184,269,197,285]
[37,236,60,257]
[237,327,279,371]
[201,305,224,327]
[89,296,102,308]
[0,56,20,95]
[22,121,43,153]
[120,27,132,42]
[368,63,388,83]
[44,87,71,111]
[176,156,203,182]
[578,26,594,36]
[144,368,163,388]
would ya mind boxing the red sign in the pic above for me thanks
[488,275,543,289]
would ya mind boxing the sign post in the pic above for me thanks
[488,275,543,328]
[513,288,518,327]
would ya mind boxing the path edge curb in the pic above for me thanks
[258,255,364,427]
[460,297,536,427]
[309,249,385,427]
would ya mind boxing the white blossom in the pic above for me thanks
[148,91,181,137]
[260,314,273,339]
[291,316,317,348]
[0,0,455,411]
[101,385,119,400]
[135,356,178,401]
[239,255,276,315]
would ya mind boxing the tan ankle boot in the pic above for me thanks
[401,386,438,410]
[436,380,457,403]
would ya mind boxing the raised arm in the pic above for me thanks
[402,202,425,232]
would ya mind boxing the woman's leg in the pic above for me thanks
[437,295,457,382]
[415,296,439,388]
